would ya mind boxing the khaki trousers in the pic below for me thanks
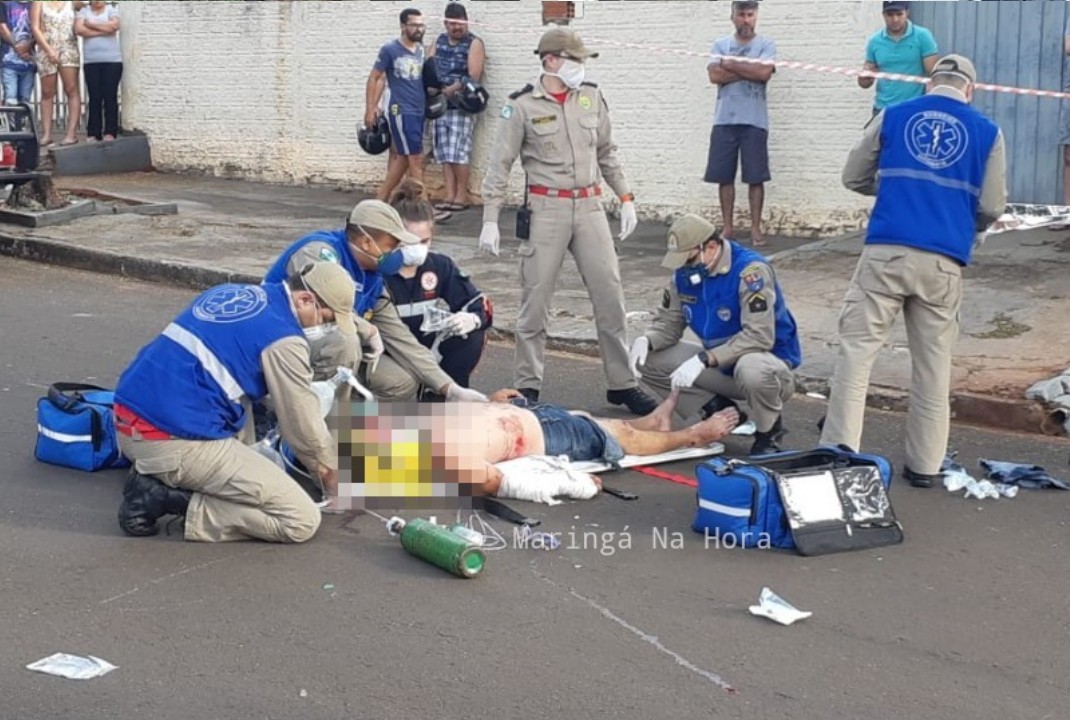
[516,194,634,392]
[820,244,963,475]
[639,341,795,431]
[310,331,421,402]
[118,434,321,543]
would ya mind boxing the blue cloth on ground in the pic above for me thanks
[979,459,1070,490]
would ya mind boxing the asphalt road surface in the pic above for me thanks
[1,259,1068,720]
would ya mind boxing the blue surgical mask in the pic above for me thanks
[353,225,406,276]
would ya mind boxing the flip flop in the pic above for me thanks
[445,202,470,211]
[433,201,454,211]
[40,139,54,148]
[433,209,453,223]
[58,138,78,147]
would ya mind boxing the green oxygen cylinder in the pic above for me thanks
[387,518,486,578]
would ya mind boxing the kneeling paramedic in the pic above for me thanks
[631,214,801,455]
[114,262,357,542]
[263,199,488,403]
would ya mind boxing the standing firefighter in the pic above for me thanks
[478,27,656,416]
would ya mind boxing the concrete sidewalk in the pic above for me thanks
[1,171,1067,435]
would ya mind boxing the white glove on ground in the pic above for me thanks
[619,201,638,241]
[670,354,706,389]
[479,222,501,256]
[362,326,384,374]
[628,336,650,377]
[445,384,489,403]
[494,455,600,505]
[443,311,481,340]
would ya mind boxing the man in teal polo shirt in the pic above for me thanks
[858,1,938,114]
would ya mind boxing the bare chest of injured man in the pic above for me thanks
[436,402,546,465]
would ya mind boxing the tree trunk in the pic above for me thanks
[8,174,67,210]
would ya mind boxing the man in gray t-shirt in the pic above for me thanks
[704,1,776,247]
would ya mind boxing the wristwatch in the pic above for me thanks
[699,350,716,368]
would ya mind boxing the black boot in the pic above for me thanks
[606,387,659,416]
[700,395,748,425]
[750,417,787,456]
[118,470,192,537]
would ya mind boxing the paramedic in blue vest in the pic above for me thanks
[631,214,801,456]
[426,2,485,217]
[821,54,1007,488]
[385,179,491,394]
[263,199,488,404]
[113,262,357,542]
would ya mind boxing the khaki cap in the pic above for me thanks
[301,261,357,336]
[348,200,421,245]
[661,215,719,270]
[932,54,977,84]
[535,28,598,60]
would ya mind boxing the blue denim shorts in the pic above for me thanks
[518,401,625,464]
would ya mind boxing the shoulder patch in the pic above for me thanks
[318,247,340,264]
[661,289,671,309]
[508,83,534,100]
[748,294,769,314]
[501,104,514,119]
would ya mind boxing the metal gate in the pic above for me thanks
[911,0,1068,204]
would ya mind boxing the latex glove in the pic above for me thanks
[628,336,650,377]
[479,222,500,256]
[670,354,706,389]
[442,311,481,340]
[363,326,384,374]
[619,201,638,242]
[445,384,489,403]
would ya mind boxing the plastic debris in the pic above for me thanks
[26,653,118,680]
[731,420,757,436]
[942,452,1016,501]
[517,523,561,550]
[748,587,812,626]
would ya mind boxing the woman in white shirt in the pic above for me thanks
[75,0,121,142]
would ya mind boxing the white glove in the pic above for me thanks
[628,336,650,377]
[362,326,384,374]
[445,384,489,403]
[479,222,500,256]
[442,311,481,340]
[619,201,638,242]
[670,354,706,389]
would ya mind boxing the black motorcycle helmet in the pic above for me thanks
[425,91,448,120]
[358,115,391,156]
[452,79,490,114]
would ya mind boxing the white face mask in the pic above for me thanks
[400,243,430,267]
[547,58,586,89]
[303,323,339,342]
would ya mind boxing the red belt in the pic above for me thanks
[528,184,602,199]
[114,403,173,441]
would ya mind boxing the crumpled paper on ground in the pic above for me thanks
[748,587,812,626]
[26,653,118,680]
[495,455,600,505]
[1025,368,1070,435]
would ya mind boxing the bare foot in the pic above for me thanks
[690,407,740,445]
[629,387,680,432]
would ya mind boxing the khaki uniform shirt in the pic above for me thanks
[481,77,631,225]
[644,242,781,367]
[261,336,337,473]
[284,244,455,393]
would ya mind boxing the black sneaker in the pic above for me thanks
[118,470,192,537]
[517,387,540,403]
[606,387,658,416]
[903,466,940,489]
[749,417,787,456]
[700,395,748,425]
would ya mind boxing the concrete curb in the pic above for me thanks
[2,231,1057,438]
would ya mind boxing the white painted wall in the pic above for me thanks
[120,0,886,236]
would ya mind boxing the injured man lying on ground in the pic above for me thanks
[331,388,739,510]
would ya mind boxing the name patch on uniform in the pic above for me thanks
[717,306,732,322]
[501,104,514,119]
[531,115,557,126]
[748,294,769,314]
[421,271,439,293]
[661,289,671,309]
[678,294,698,304]
[578,96,593,110]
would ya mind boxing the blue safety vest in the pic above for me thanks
[867,93,999,265]
[264,229,383,317]
[674,243,801,370]
[115,282,303,440]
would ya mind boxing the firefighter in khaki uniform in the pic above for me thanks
[632,214,801,456]
[478,28,658,416]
